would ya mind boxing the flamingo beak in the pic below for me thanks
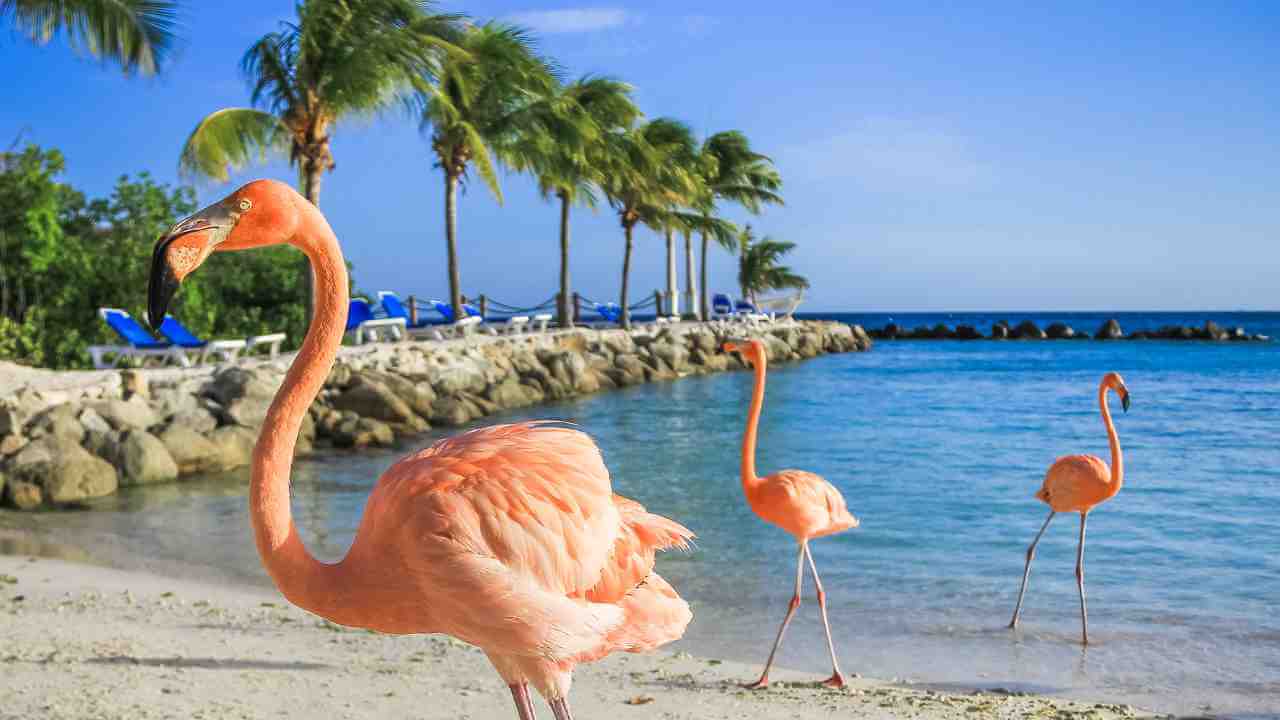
[148,201,238,330]
[1120,388,1131,413]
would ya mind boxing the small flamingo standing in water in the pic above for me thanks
[1009,371,1131,645]
[147,180,693,720]
[723,338,859,689]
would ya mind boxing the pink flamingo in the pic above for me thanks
[1009,372,1130,645]
[722,338,859,689]
[147,180,693,720]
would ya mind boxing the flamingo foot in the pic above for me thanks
[742,677,770,690]
[821,672,847,689]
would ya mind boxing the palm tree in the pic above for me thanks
[178,0,461,324]
[736,224,808,305]
[420,21,556,321]
[506,75,639,327]
[693,131,782,319]
[598,118,701,329]
[3,0,180,76]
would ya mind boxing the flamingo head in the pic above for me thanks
[1103,371,1131,412]
[722,337,765,362]
[148,179,301,330]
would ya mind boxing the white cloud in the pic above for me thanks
[504,8,628,34]
[784,118,991,189]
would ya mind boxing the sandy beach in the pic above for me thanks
[0,555,1158,720]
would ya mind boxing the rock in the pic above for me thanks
[613,354,647,385]
[92,397,160,432]
[954,324,982,340]
[990,322,1010,340]
[7,436,117,507]
[0,406,22,436]
[883,322,903,339]
[207,426,257,472]
[5,479,41,510]
[429,396,474,426]
[357,418,394,447]
[207,366,282,429]
[331,417,394,448]
[1203,321,1228,341]
[687,331,717,354]
[0,433,26,457]
[78,407,112,435]
[158,425,222,475]
[487,377,535,409]
[120,369,148,400]
[332,379,416,424]
[1012,320,1046,340]
[26,404,84,444]
[1095,318,1124,340]
[361,370,436,418]
[850,325,873,349]
[168,407,219,434]
[651,342,691,373]
[325,362,354,389]
[113,430,179,486]
[1045,322,1076,339]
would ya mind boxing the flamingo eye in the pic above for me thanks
[238,199,252,212]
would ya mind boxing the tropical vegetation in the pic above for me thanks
[4,2,800,368]
[177,0,462,325]
[736,225,809,305]
[1,0,180,76]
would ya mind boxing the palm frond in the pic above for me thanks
[3,0,180,75]
[178,108,288,182]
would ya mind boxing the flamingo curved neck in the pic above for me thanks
[1098,383,1123,495]
[741,351,767,493]
[249,197,350,620]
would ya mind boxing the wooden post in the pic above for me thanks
[572,292,581,323]
[479,294,488,319]
[654,290,663,319]
[408,294,418,327]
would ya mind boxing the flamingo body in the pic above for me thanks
[748,469,859,540]
[146,180,692,719]
[1036,454,1119,513]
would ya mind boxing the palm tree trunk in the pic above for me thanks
[557,192,572,328]
[664,229,677,317]
[300,159,325,329]
[699,232,710,320]
[444,172,463,320]
[683,231,697,320]
[620,223,634,330]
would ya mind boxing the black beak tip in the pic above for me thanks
[1121,394,1131,412]
[147,262,179,333]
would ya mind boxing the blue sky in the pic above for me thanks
[3,1,1277,311]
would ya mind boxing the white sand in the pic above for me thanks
[0,555,1157,720]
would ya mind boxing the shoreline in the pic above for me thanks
[0,553,1159,720]
[0,320,870,511]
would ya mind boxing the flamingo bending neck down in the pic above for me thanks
[1008,372,1131,646]
[147,180,694,720]
[723,338,859,689]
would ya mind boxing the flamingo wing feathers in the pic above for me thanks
[755,469,859,539]
[1037,454,1113,512]
[587,495,694,603]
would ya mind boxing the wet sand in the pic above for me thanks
[0,556,1158,720]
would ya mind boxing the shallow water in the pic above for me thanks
[4,314,1278,717]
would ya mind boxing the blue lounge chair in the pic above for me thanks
[88,308,189,368]
[345,298,405,344]
[378,291,481,340]
[429,299,482,324]
[155,315,288,362]
[587,302,622,328]
[711,294,735,320]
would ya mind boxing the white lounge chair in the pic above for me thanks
[532,313,552,332]
[89,308,192,369]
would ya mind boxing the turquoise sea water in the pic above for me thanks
[3,312,1277,717]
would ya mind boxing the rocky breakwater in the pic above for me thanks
[0,321,870,510]
[870,318,1270,342]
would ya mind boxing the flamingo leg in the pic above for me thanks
[549,697,574,720]
[509,684,537,720]
[744,543,806,689]
[1009,509,1055,629]
[1076,512,1089,646]
[803,542,847,689]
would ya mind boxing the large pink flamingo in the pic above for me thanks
[1008,372,1130,645]
[147,180,693,720]
[722,338,859,689]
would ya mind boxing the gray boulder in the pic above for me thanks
[4,477,41,510]
[1095,318,1124,340]
[207,366,282,429]
[651,342,690,373]
[1,433,26,457]
[361,370,436,418]
[159,425,222,475]
[92,397,160,432]
[26,404,85,444]
[78,407,112,435]
[168,406,219,434]
[113,430,179,486]
[1045,322,1076,339]
[208,426,258,472]
[430,396,474,426]
[1012,320,1046,340]
[332,379,416,424]
[7,436,117,507]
